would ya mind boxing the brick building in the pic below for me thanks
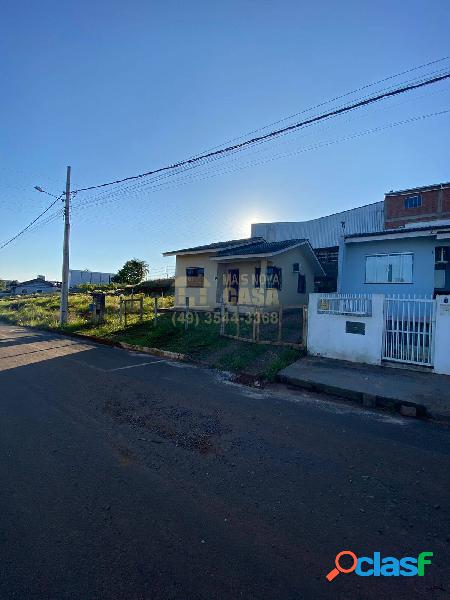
[251,181,450,292]
[384,182,450,229]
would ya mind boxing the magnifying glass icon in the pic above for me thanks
[326,550,358,581]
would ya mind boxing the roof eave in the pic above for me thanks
[346,227,450,243]
[162,249,217,257]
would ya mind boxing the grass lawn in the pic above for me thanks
[0,293,303,381]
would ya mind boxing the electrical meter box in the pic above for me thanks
[91,292,106,323]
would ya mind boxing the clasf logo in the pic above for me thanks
[326,551,433,581]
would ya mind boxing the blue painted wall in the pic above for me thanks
[338,236,445,296]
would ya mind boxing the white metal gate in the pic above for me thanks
[383,295,436,366]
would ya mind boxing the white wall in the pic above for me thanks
[307,293,385,365]
[273,246,316,306]
[434,295,450,375]
[69,270,115,287]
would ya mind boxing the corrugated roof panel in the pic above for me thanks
[217,239,306,257]
[251,202,384,248]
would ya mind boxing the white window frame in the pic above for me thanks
[365,252,414,284]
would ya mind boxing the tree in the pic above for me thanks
[112,259,149,286]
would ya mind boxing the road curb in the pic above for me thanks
[277,373,450,423]
[118,342,188,361]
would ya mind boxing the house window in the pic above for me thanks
[292,263,299,273]
[254,267,261,288]
[365,253,413,284]
[297,273,306,294]
[186,267,204,288]
[404,195,422,209]
[266,266,282,290]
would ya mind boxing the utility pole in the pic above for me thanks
[60,166,71,325]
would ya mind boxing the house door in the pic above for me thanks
[228,269,239,304]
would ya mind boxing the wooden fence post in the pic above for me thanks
[139,297,144,322]
[278,305,283,342]
[154,296,158,326]
[185,296,190,331]
[220,301,225,335]
[119,296,123,325]
[124,299,128,327]
[236,304,240,338]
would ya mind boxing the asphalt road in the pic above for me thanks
[0,323,449,600]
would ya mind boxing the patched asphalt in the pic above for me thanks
[0,324,449,599]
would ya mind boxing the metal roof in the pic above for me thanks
[13,278,57,287]
[162,237,264,256]
[251,202,384,249]
[217,239,306,257]
[385,182,450,196]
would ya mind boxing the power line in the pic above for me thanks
[3,65,449,248]
[12,104,446,246]
[73,71,450,193]
[0,194,63,250]
[187,56,450,158]
[52,63,450,213]
[67,108,450,223]
[20,98,450,239]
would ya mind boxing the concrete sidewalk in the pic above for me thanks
[279,356,450,422]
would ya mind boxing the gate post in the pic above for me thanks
[434,295,450,375]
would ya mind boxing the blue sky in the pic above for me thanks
[0,0,449,281]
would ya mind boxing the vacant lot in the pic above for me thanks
[0,293,302,380]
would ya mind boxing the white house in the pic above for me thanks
[163,237,325,310]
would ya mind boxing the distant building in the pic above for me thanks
[69,269,116,288]
[8,275,60,295]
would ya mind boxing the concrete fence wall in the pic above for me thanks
[307,292,450,375]
[307,293,385,365]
